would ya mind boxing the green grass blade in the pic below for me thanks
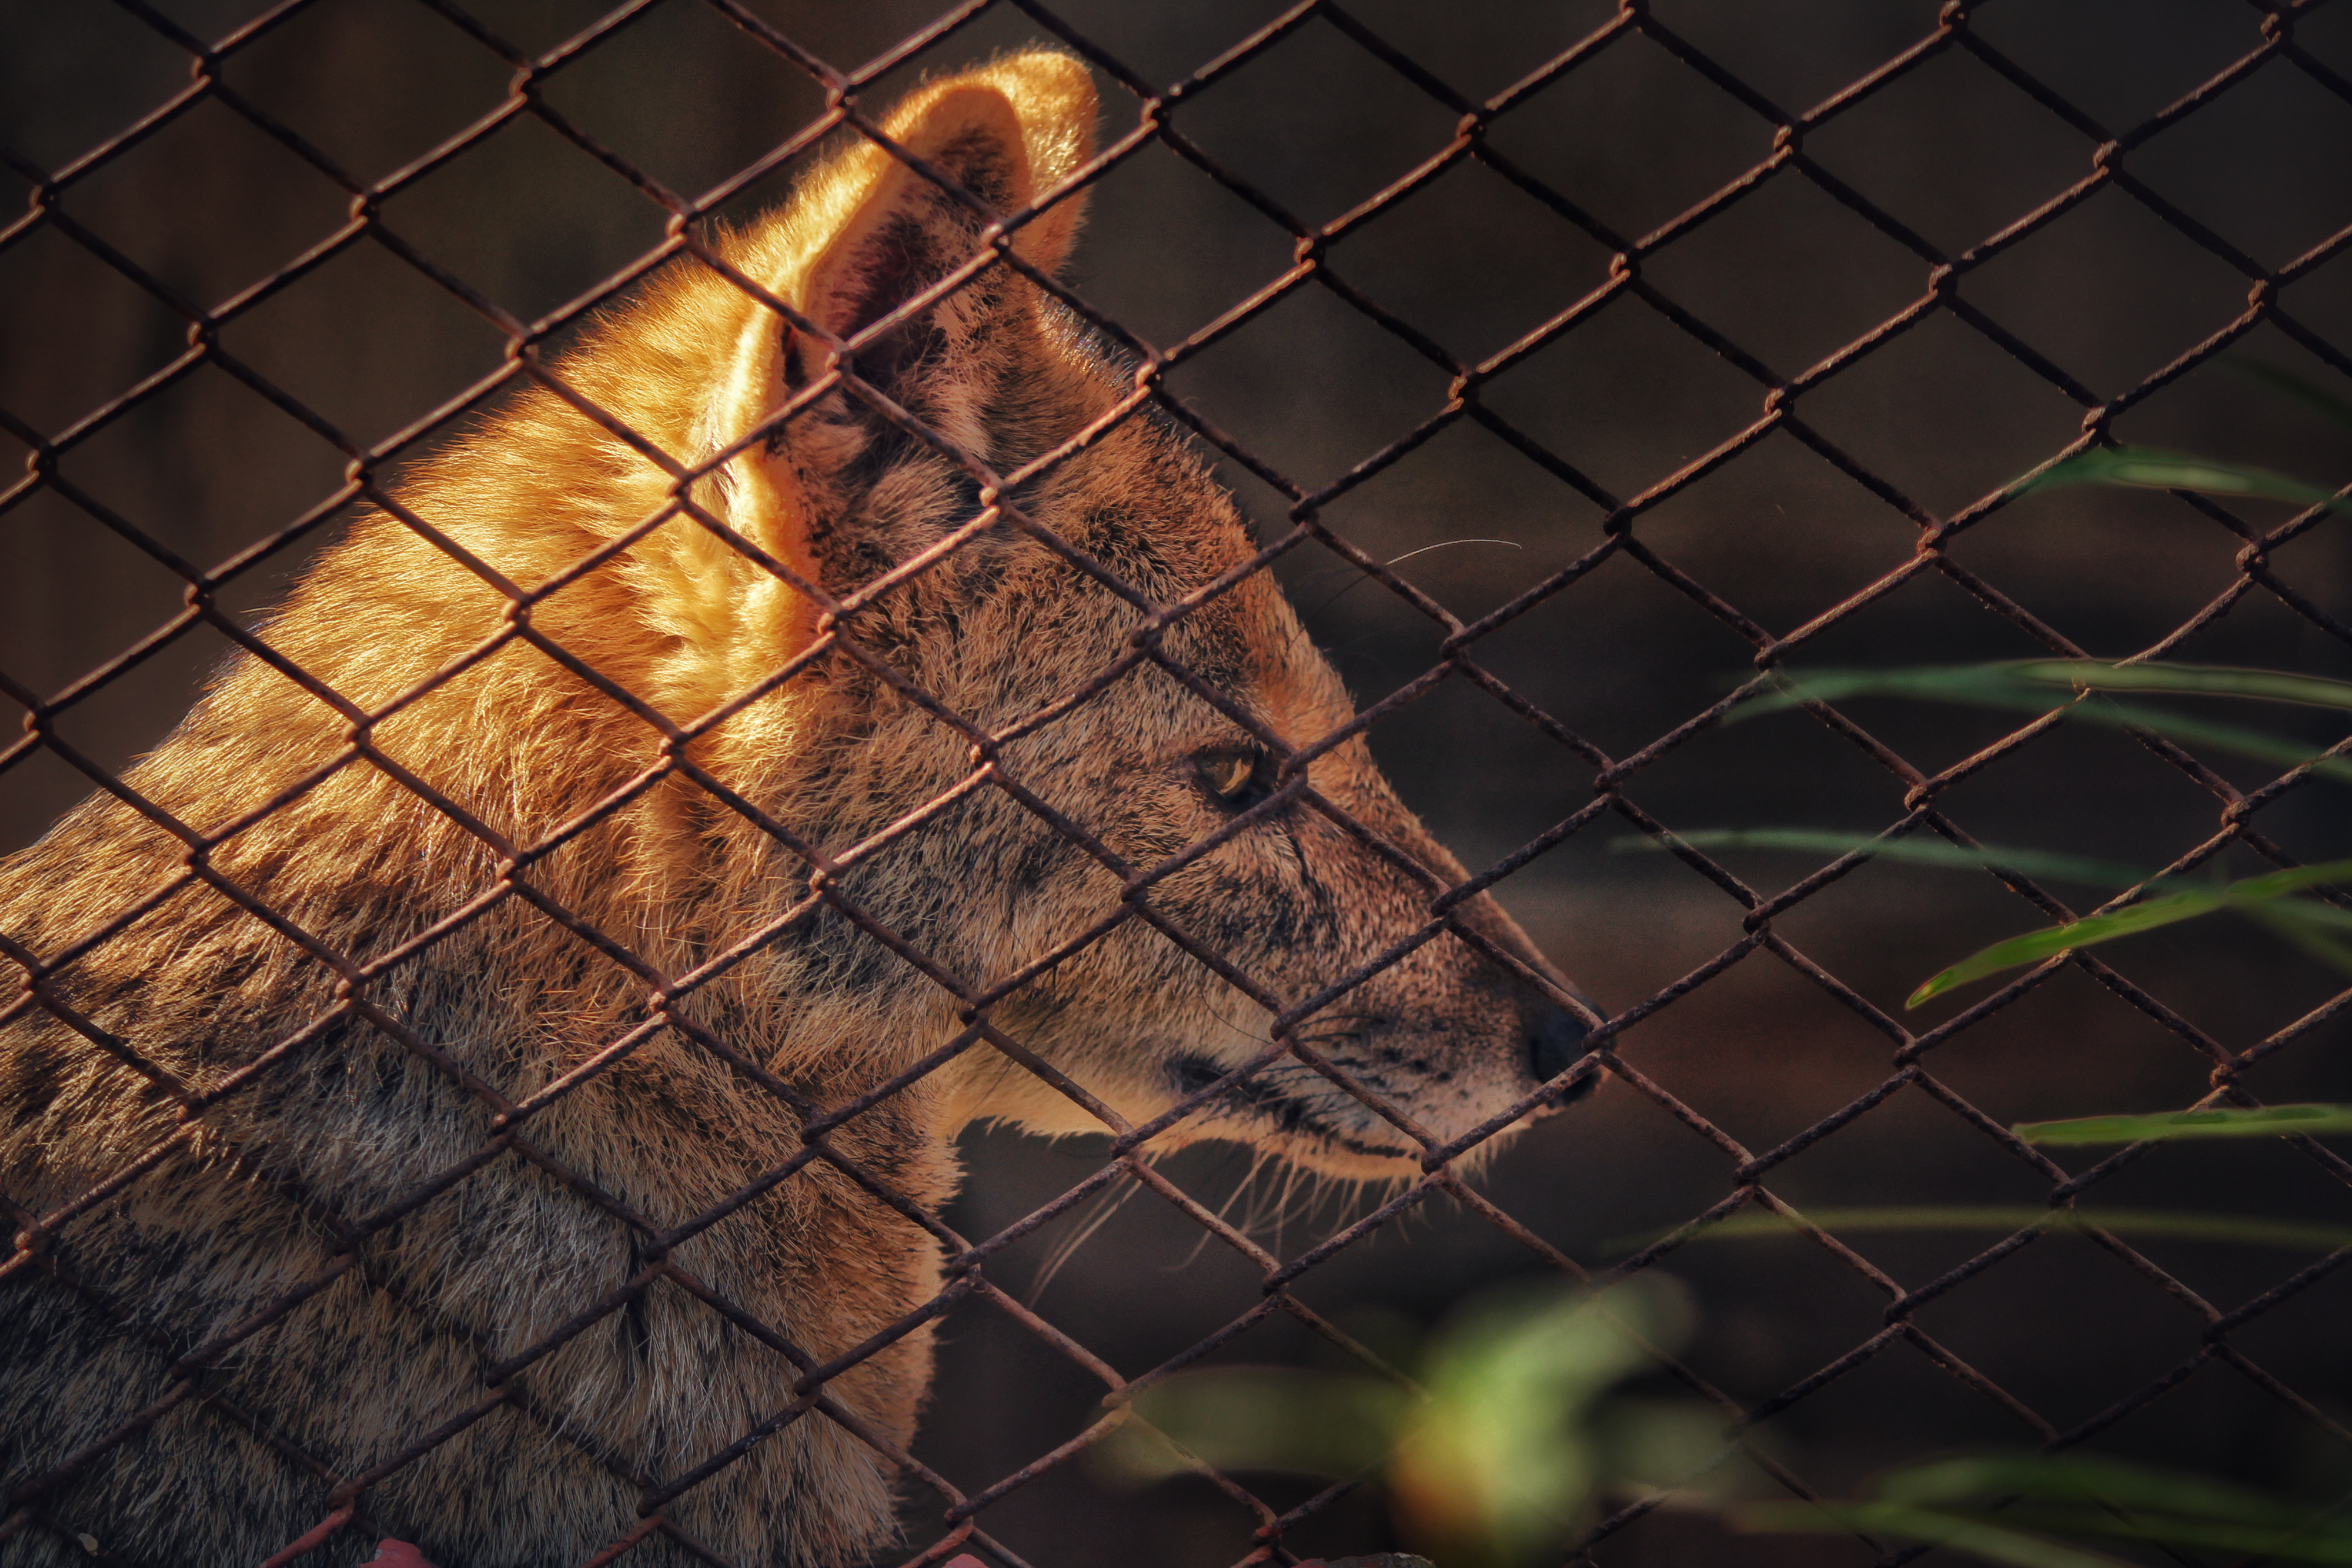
[1611,1205,2352,1255]
[2221,858,2352,901]
[2263,895,2352,932]
[2072,699,2352,783]
[1908,889,2228,1005]
[1610,829,2157,890]
[1882,1453,2314,1528]
[1740,665,2352,785]
[2013,1514,2352,1561]
[1740,1501,2132,1568]
[2038,1516,2352,1562]
[1750,1476,2352,1561]
[2014,1104,2352,1145]
[2009,660,2352,711]
[1732,664,2066,719]
[1755,1460,2352,1565]
[2222,358,2352,433]
[1909,858,2352,1006]
[1102,1367,1409,1484]
[2243,901,2352,977]
[2022,444,2349,511]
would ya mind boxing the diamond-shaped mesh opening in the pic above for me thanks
[5,3,2352,1568]
[219,237,515,450]
[220,0,522,186]
[1799,40,2095,263]
[1967,1,2275,135]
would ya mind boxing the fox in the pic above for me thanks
[0,49,1593,1568]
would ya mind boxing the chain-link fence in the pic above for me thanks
[5,1,2352,1566]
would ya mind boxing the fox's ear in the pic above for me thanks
[794,52,1095,386]
[697,51,1095,679]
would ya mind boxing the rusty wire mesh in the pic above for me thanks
[5,0,2352,1565]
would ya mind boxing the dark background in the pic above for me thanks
[5,1,2352,1565]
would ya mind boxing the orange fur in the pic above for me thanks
[0,51,1587,1567]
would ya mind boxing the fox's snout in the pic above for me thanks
[1528,998,1597,1089]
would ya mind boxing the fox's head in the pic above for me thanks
[610,51,1599,1181]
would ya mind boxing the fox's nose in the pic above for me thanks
[1527,1001,1594,1089]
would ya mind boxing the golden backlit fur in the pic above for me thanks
[0,52,1588,1567]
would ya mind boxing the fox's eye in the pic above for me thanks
[1193,746,1271,811]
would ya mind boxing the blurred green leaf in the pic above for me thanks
[1391,1278,1684,1567]
[1908,858,2352,1007]
[2007,660,2352,711]
[1734,664,2352,786]
[2020,444,2349,511]
[2246,899,2352,975]
[1619,1204,2352,1254]
[1752,1452,2352,1565]
[1742,1500,2129,1567]
[1095,1278,1696,1568]
[1882,1453,2312,1526]
[1748,1497,2352,1566]
[1613,828,2157,890]
[2221,358,2352,433]
[1591,1398,1743,1501]
[1104,1366,1409,1485]
[1731,662,2058,717]
[1878,1455,2352,1562]
[2259,897,2352,931]
[2011,694,2352,781]
[2014,1104,2352,1145]
[2034,1516,2352,1562]
[1908,891,2227,1005]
